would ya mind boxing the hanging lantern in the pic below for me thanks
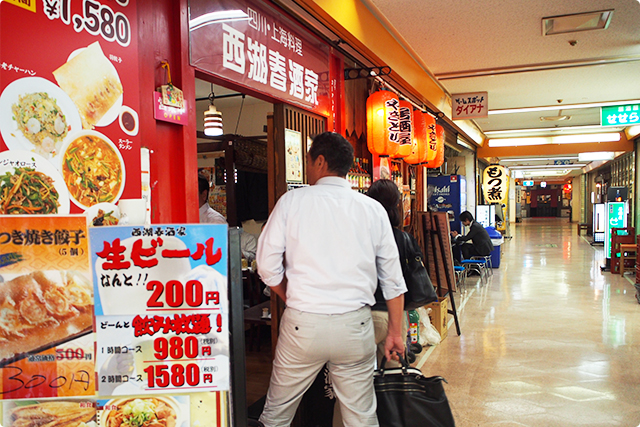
[366,90,400,157]
[405,110,428,164]
[391,100,414,158]
[482,164,509,204]
[424,123,444,168]
[424,114,437,163]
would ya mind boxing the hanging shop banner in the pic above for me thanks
[452,92,488,120]
[482,165,509,204]
[90,225,230,396]
[0,215,95,400]
[189,0,331,116]
[0,0,142,215]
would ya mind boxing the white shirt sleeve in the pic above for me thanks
[375,217,408,301]
[256,195,289,287]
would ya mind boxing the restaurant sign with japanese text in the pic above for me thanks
[0,215,94,400]
[90,225,229,396]
[452,92,488,120]
[601,104,640,127]
[189,0,331,116]
[482,164,509,205]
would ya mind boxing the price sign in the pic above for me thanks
[0,216,95,400]
[90,225,229,396]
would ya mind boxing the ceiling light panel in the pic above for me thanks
[542,10,613,36]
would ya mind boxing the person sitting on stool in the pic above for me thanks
[451,211,494,261]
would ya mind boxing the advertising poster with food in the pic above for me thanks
[96,396,189,427]
[0,216,95,400]
[0,0,141,216]
[90,225,230,396]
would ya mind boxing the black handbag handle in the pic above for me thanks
[378,352,410,375]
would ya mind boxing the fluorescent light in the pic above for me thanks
[500,156,579,162]
[189,10,250,31]
[578,152,615,161]
[509,164,586,170]
[456,137,475,150]
[488,132,621,147]
[553,133,620,144]
[485,125,622,135]
[488,100,640,115]
[488,138,548,147]
[542,10,613,36]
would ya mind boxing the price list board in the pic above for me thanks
[89,225,229,396]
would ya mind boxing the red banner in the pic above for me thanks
[189,0,332,117]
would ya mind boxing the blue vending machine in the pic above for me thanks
[428,175,467,234]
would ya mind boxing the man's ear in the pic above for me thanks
[316,154,328,171]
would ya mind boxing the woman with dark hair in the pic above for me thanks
[367,179,428,365]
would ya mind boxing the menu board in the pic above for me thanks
[0,0,141,215]
[90,225,230,396]
[0,215,94,400]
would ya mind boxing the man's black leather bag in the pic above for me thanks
[374,356,455,427]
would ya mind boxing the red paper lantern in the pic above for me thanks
[366,90,400,157]
[405,111,428,165]
[424,123,445,169]
[391,100,414,158]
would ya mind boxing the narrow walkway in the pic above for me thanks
[419,218,640,426]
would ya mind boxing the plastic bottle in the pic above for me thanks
[408,310,420,344]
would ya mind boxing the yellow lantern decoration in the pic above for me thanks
[366,90,400,157]
[405,110,428,165]
[391,100,414,158]
[424,123,445,169]
[482,164,509,204]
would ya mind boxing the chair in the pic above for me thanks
[454,265,467,289]
[472,255,493,275]
[460,258,489,285]
[619,243,636,276]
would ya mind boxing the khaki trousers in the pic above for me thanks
[259,306,378,427]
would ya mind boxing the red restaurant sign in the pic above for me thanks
[189,0,331,116]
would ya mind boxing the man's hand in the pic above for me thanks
[451,231,459,237]
[384,333,406,362]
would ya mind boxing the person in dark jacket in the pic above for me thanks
[452,211,494,260]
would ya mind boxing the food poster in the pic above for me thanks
[89,225,230,396]
[0,1,141,217]
[2,395,190,427]
[0,215,95,400]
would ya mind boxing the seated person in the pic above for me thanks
[451,211,494,260]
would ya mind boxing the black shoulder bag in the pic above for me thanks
[374,354,456,427]
[397,230,437,310]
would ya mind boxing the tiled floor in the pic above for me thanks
[418,218,640,427]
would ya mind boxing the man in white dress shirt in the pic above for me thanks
[256,132,407,427]
[198,174,227,224]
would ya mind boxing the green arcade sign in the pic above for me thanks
[601,104,640,127]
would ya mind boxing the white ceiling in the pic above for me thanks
[366,0,640,176]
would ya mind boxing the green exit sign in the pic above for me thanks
[601,104,640,127]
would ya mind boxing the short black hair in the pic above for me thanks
[367,179,401,228]
[198,174,210,195]
[308,132,354,176]
[459,211,474,222]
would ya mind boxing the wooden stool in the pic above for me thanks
[577,223,588,235]
[619,243,636,275]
